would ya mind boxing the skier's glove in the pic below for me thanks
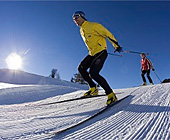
[114,47,123,53]
[152,68,155,71]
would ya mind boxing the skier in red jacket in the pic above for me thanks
[141,53,155,86]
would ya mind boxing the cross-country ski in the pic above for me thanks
[39,92,123,106]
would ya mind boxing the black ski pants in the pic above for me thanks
[78,50,112,95]
[141,70,153,83]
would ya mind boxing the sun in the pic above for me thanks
[6,53,22,70]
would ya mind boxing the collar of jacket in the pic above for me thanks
[80,21,88,28]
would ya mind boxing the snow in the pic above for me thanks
[0,69,170,140]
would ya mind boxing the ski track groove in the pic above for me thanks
[57,88,143,139]
[60,98,144,139]
[1,94,107,139]
[111,86,160,139]
[124,85,169,140]
[155,112,169,140]
[145,88,170,140]
[61,107,147,140]
[127,85,169,140]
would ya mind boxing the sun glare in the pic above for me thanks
[6,53,22,70]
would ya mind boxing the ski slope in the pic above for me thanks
[0,82,170,140]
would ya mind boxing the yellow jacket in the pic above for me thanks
[80,21,119,56]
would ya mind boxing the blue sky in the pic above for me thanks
[0,1,170,88]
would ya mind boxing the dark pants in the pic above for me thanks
[78,50,112,95]
[141,70,153,83]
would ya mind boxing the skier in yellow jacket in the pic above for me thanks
[72,11,122,105]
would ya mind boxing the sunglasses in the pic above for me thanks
[73,15,80,20]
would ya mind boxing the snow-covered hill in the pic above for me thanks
[0,81,170,139]
[0,68,88,88]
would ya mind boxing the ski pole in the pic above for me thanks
[108,53,123,57]
[153,71,162,83]
[123,50,149,55]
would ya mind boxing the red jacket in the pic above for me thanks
[141,57,153,71]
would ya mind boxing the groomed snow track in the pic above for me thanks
[53,84,170,140]
[0,83,170,140]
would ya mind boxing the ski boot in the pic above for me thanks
[106,92,118,105]
[150,83,154,85]
[142,82,147,86]
[83,87,98,97]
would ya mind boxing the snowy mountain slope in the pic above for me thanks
[0,68,88,105]
[0,69,88,90]
[0,84,84,105]
[0,83,170,139]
